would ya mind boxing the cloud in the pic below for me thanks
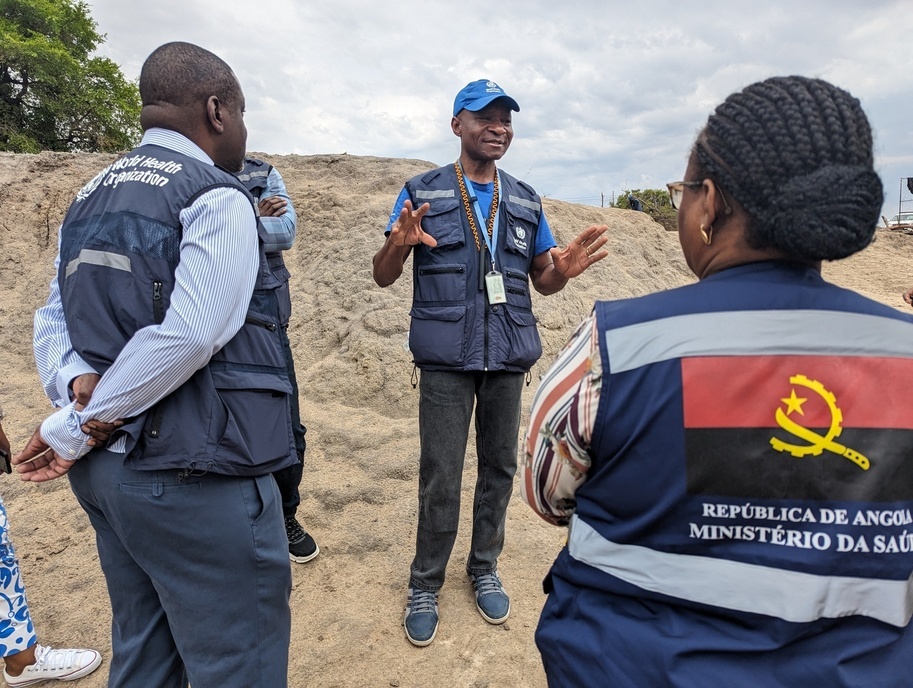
[87,0,913,215]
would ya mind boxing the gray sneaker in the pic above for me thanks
[469,571,510,624]
[403,588,439,647]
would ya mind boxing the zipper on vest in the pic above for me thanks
[481,247,490,370]
[245,313,278,331]
[483,302,489,371]
[506,286,527,296]
[152,281,164,324]
[418,266,465,276]
[505,268,527,281]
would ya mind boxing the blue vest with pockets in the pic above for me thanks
[237,157,293,325]
[58,144,296,476]
[405,164,542,372]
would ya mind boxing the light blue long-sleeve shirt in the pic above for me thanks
[34,128,259,460]
[256,166,297,254]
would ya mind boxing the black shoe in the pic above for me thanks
[285,515,319,563]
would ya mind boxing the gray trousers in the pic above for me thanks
[69,449,291,688]
[409,370,524,591]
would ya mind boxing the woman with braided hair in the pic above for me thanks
[522,76,913,687]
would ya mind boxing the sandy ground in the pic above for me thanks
[1,150,911,687]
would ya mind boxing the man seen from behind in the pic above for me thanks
[17,42,294,688]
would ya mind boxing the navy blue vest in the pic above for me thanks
[405,165,542,372]
[238,157,292,324]
[542,261,913,686]
[58,144,296,476]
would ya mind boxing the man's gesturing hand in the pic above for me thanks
[389,200,436,248]
[550,224,609,279]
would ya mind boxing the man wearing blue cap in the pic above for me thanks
[373,79,608,647]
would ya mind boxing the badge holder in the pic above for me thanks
[485,270,507,304]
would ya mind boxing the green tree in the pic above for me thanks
[0,0,140,153]
[615,188,677,231]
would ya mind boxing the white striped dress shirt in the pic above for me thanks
[34,128,259,460]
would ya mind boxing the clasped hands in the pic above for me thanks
[13,373,122,482]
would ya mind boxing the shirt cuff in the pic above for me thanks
[57,360,99,407]
[40,404,91,461]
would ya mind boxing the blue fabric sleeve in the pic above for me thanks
[534,209,557,256]
[385,188,411,235]
[259,168,297,253]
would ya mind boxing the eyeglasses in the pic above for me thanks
[666,180,732,215]
[666,181,702,210]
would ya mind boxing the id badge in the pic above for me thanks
[485,270,507,304]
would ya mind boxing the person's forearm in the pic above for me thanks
[372,237,411,287]
[521,313,599,524]
[259,214,296,252]
[531,263,570,295]
[260,169,297,251]
[33,246,95,407]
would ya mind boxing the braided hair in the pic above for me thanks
[694,76,882,261]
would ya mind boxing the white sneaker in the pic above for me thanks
[3,644,102,686]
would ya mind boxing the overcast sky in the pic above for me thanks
[86,0,913,218]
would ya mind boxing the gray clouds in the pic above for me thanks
[89,0,913,214]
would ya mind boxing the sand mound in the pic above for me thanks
[1,150,910,687]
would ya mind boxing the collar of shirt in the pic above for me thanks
[141,128,214,166]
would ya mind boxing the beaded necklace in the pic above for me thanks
[454,161,499,253]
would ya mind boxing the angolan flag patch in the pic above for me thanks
[681,355,913,502]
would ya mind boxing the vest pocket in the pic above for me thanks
[502,204,538,258]
[416,263,467,303]
[422,199,465,250]
[503,307,542,370]
[504,269,532,308]
[211,369,293,468]
[220,316,286,370]
[408,304,467,367]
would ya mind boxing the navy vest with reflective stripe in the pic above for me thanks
[59,144,295,476]
[543,261,913,686]
[238,157,292,323]
[404,164,542,372]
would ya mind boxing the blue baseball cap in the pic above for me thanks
[452,80,520,116]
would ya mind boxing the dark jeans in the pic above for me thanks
[274,324,306,519]
[409,369,524,591]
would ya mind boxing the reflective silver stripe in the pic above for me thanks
[236,170,269,182]
[65,250,132,278]
[508,195,540,212]
[414,189,454,199]
[568,515,913,627]
[606,310,913,373]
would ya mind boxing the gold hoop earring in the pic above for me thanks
[700,223,713,245]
